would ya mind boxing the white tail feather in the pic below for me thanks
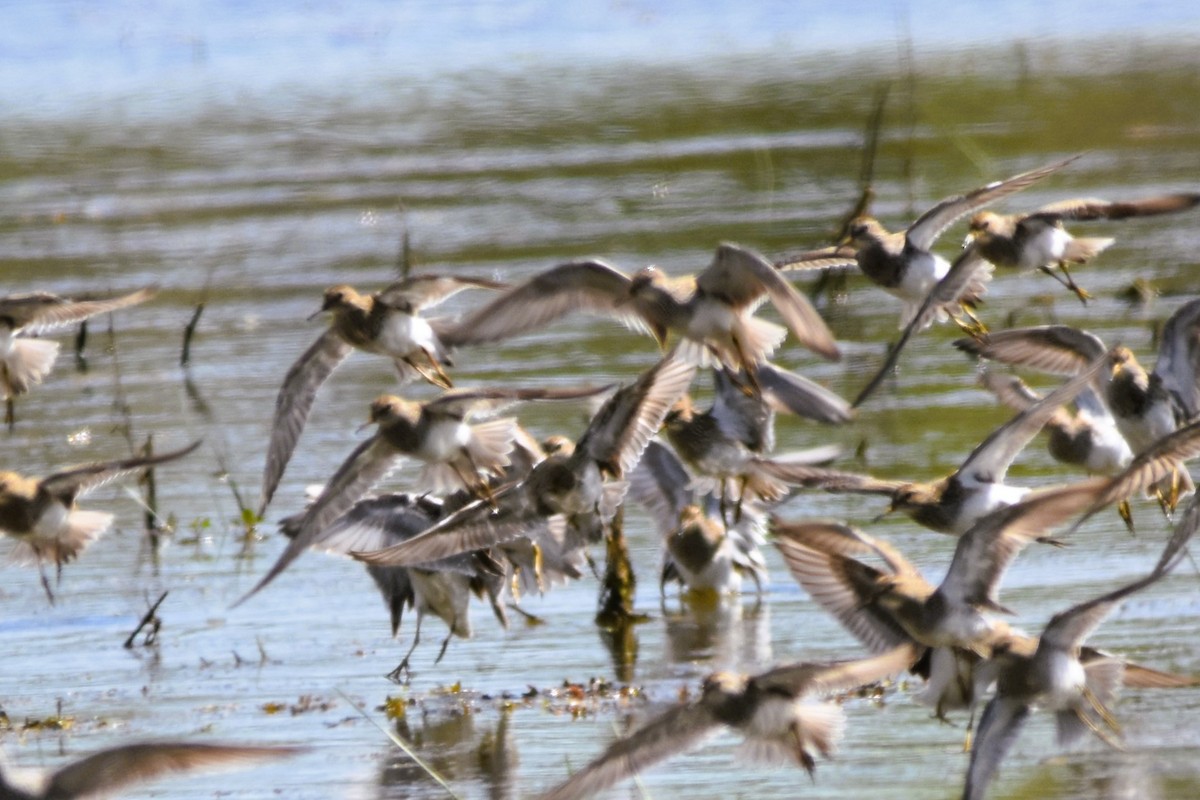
[3,338,60,396]
[739,700,846,768]
[727,316,787,368]
[49,510,114,564]
[1063,237,1114,264]
[466,417,518,474]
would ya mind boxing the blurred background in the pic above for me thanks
[2,2,1199,799]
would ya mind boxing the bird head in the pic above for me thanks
[967,211,999,237]
[843,216,883,247]
[663,395,695,428]
[313,285,363,320]
[888,483,935,515]
[626,266,664,300]
[366,395,419,429]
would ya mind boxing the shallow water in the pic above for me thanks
[2,3,1200,799]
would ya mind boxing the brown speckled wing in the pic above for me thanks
[43,742,302,799]
[905,156,1078,252]
[535,703,721,800]
[438,259,645,347]
[3,286,157,335]
[259,328,354,515]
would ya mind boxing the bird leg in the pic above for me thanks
[789,723,818,779]
[38,561,57,605]
[2,367,14,432]
[532,540,545,592]
[1116,499,1135,534]
[733,475,748,524]
[387,618,423,684]
[434,622,455,664]
[1083,686,1122,734]
[962,703,977,753]
[421,347,454,389]
[1077,690,1124,750]
[728,331,762,396]
[1038,263,1092,305]
[950,304,988,338]
[403,356,449,389]
[454,457,498,510]
[1057,261,1092,305]
[1155,468,1182,516]
[506,601,546,625]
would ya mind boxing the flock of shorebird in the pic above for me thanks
[3,154,1200,798]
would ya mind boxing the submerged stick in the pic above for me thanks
[395,202,412,279]
[180,302,205,367]
[140,434,162,555]
[596,506,637,625]
[831,82,889,242]
[335,688,462,799]
[124,590,169,648]
[74,320,89,372]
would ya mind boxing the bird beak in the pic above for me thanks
[355,420,374,434]
[307,307,325,322]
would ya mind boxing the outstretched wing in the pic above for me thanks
[757,643,923,696]
[955,325,1108,376]
[438,260,642,347]
[259,329,353,515]
[956,358,1104,483]
[940,479,1108,612]
[628,440,694,536]
[773,520,925,653]
[1032,193,1200,222]
[905,156,1078,252]
[698,243,840,361]
[375,274,507,311]
[40,440,203,501]
[774,244,859,272]
[1154,297,1200,421]
[2,286,157,335]
[535,703,721,800]
[237,437,400,604]
[853,245,993,407]
[44,742,302,799]
[577,351,697,478]
[962,696,1032,800]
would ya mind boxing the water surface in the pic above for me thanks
[2,4,1200,799]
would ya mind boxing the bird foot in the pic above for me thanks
[386,659,412,684]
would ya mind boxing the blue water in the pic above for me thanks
[5,0,1200,119]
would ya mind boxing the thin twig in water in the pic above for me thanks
[106,315,137,453]
[596,505,637,625]
[139,434,162,555]
[256,636,271,665]
[124,590,169,649]
[335,688,462,799]
[180,302,205,367]
[73,320,88,372]
[209,441,260,546]
[831,82,889,242]
[395,202,412,279]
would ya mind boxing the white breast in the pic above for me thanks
[419,419,472,463]
[1019,225,1072,269]
[373,312,434,358]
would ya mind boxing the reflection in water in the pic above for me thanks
[662,594,772,670]
[378,711,517,800]
[596,618,640,684]
[2,11,1200,798]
